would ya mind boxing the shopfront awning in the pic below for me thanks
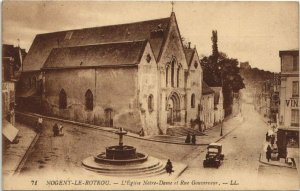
[2,120,19,142]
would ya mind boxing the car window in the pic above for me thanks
[208,148,219,153]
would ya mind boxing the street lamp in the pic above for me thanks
[219,65,223,136]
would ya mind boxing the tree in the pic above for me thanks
[200,31,245,116]
[211,30,219,65]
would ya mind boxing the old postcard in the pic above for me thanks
[2,1,299,190]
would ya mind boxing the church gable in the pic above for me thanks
[187,48,202,72]
[158,12,188,70]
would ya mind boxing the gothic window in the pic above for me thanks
[171,59,175,87]
[85,89,93,111]
[59,89,67,109]
[148,94,154,112]
[166,66,169,87]
[177,68,180,87]
[191,94,195,108]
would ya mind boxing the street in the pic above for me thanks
[179,103,299,190]
[18,103,299,190]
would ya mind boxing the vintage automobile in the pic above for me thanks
[203,143,224,168]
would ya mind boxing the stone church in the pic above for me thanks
[18,12,203,135]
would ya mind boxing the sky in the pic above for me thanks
[2,1,299,72]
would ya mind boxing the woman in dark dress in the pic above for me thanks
[266,145,272,162]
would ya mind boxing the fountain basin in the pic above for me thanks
[105,145,137,160]
[94,151,148,165]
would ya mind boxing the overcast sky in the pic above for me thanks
[2,1,299,72]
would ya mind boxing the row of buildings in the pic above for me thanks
[253,76,280,123]
[253,49,299,160]
[2,44,27,146]
[11,12,225,136]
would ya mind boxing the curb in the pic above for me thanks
[258,153,296,169]
[13,132,40,175]
[16,111,240,146]
[256,111,297,169]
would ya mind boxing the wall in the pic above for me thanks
[43,67,142,133]
[279,76,299,127]
[186,50,202,125]
[201,94,214,129]
[281,55,299,74]
[157,13,190,131]
[137,43,159,135]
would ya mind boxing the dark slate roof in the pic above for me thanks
[23,17,171,71]
[43,40,148,69]
[211,87,222,105]
[202,81,215,95]
[184,48,195,67]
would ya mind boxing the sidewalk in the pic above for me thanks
[16,111,244,146]
[258,113,298,170]
[2,122,39,176]
[146,113,244,145]
[259,149,296,169]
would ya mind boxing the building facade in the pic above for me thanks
[211,87,224,123]
[200,82,215,129]
[18,12,203,135]
[278,49,299,158]
[2,45,22,145]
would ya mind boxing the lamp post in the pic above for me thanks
[219,66,223,136]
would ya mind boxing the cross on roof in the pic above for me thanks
[171,1,175,12]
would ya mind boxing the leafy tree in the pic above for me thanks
[200,31,245,116]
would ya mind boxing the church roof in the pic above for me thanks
[202,81,215,95]
[42,40,148,69]
[211,87,222,105]
[23,16,171,71]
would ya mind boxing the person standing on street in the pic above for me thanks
[165,159,174,175]
[191,134,196,144]
[266,144,272,162]
[185,133,191,144]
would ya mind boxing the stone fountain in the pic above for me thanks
[82,128,166,177]
[94,128,148,164]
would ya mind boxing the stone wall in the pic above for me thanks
[43,67,143,133]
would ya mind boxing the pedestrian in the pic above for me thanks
[53,123,59,136]
[191,134,196,144]
[185,133,191,144]
[165,159,174,175]
[139,128,145,137]
[58,124,64,136]
[36,117,43,133]
[271,135,275,146]
[266,144,272,162]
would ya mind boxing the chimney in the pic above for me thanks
[188,42,191,49]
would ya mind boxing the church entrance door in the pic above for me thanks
[167,92,181,125]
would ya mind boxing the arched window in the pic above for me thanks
[148,94,154,112]
[191,94,195,108]
[85,89,93,111]
[59,89,67,109]
[177,68,180,87]
[166,66,169,87]
[171,60,175,87]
